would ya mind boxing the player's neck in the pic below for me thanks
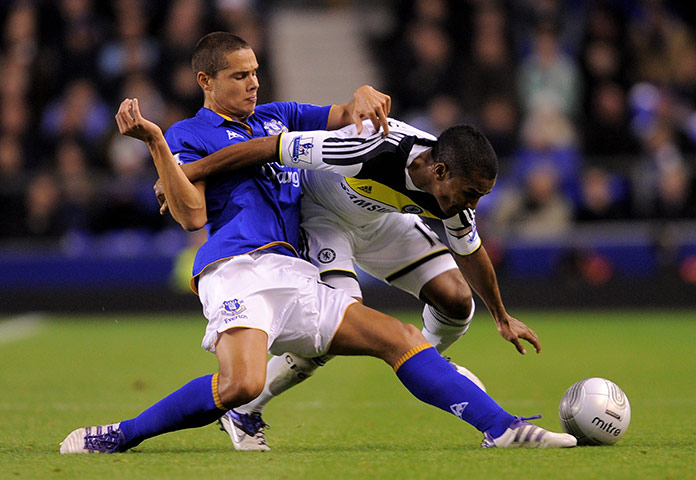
[407,152,434,193]
[203,100,251,124]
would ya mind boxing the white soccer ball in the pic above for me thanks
[558,377,631,445]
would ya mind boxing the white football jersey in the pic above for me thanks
[278,119,482,256]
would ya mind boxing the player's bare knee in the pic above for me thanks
[394,322,427,349]
[434,291,473,319]
[405,322,426,343]
[368,320,422,363]
[421,271,473,318]
[381,322,430,365]
[216,373,264,409]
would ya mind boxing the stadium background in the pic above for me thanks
[1,0,696,313]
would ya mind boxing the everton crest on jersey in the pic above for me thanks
[263,119,288,136]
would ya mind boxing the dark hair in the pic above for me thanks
[191,32,251,77]
[433,124,498,180]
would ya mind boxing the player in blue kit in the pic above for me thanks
[59,32,575,453]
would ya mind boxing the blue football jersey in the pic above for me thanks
[164,102,332,282]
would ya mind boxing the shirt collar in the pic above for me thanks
[196,107,254,129]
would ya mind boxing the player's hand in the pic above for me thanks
[496,314,541,355]
[351,85,391,136]
[153,178,169,215]
[115,98,162,144]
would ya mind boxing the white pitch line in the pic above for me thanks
[0,313,47,344]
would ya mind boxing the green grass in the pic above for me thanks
[1,310,695,479]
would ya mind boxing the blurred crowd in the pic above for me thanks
[0,0,272,249]
[1,0,695,251]
[376,0,696,242]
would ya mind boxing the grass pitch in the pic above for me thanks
[1,309,694,479]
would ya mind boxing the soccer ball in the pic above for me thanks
[558,377,631,445]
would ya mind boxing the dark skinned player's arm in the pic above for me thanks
[451,245,505,319]
[452,245,541,355]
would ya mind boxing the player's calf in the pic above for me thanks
[220,352,333,451]
[214,328,269,408]
[328,303,425,365]
[216,373,265,409]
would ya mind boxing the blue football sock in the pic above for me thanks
[394,345,515,438]
[119,373,225,449]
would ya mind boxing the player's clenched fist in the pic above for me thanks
[115,98,162,145]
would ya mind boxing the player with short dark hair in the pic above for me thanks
[432,124,498,180]
[191,32,251,77]
[59,32,575,454]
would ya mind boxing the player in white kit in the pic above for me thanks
[161,118,542,450]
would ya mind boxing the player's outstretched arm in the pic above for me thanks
[156,124,390,214]
[116,98,207,231]
[180,124,387,187]
[452,246,542,355]
[179,136,280,184]
[327,84,391,135]
[158,85,391,200]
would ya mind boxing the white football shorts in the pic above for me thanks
[300,198,458,299]
[197,251,357,357]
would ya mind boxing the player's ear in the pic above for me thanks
[432,162,448,180]
[197,71,212,91]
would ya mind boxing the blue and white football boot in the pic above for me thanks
[219,409,270,451]
[60,423,126,454]
[481,415,577,448]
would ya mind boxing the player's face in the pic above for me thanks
[205,48,259,120]
[433,174,495,217]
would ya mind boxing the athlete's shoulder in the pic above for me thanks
[165,116,204,147]
[166,116,198,135]
[163,111,214,162]
[165,109,214,139]
[254,101,292,117]
[255,101,330,131]
[254,101,326,118]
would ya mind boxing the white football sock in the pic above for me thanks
[421,299,475,353]
[236,352,334,414]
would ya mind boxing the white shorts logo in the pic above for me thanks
[317,248,337,263]
[220,298,248,322]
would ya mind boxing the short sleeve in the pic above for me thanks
[442,208,482,256]
[164,124,207,165]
